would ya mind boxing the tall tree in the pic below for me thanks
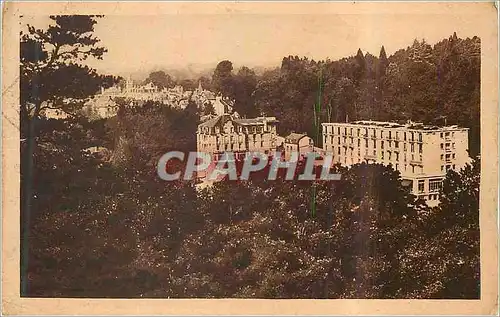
[212,60,235,98]
[233,66,258,117]
[20,15,116,294]
[143,70,175,90]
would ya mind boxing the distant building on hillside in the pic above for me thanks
[322,120,471,206]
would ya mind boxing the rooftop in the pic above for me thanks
[322,120,466,131]
[198,114,278,128]
[234,117,278,125]
[285,132,308,143]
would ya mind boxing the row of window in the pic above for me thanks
[199,140,270,150]
[441,164,456,172]
[441,153,456,161]
[332,146,422,163]
[199,135,269,142]
[418,179,444,194]
[326,136,424,154]
[440,132,455,138]
[333,156,424,174]
[323,126,423,142]
[199,126,274,134]
[440,142,456,150]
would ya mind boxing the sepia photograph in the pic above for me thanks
[2,1,498,315]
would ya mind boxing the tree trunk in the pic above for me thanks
[20,105,39,296]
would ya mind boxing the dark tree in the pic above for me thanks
[233,66,258,117]
[20,15,116,294]
[143,70,175,89]
[212,60,235,98]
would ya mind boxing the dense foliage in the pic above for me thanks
[211,35,480,157]
[21,17,481,299]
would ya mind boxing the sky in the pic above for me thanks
[23,13,482,78]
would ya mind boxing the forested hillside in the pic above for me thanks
[213,33,480,157]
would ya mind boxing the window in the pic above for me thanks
[380,130,383,138]
[395,163,399,170]
[404,132,407,141]
[440,132,443,138]
[411,143,414,152]
[396,132,399,140]
[365,139,368,147]
[452,164,456,169]
[395,141,399,148]
[357,128,360,136]
[446,165,451,171]
[441,154,444,160]
[418,144,422,154]
[389,131,392,139]
[382,151,385,160]
[445,132,450,137]
[445,154,451,160]
[338,147,341,155]
[373,140,377,148]
[452,153,456,159]
[338,137,341,144]
[452,143,455,149]
[404,143,407,151]
[418,180,425,194]
[441,165,444,172]
[429,179,443,192]
[412,165,415,173]
[411,132,414,141]
[373,150,376,156]
[395,152,399,160]
[357,139,361,147]
[440,143,444,149]
[381,141,384,149]
[418,133,422,142]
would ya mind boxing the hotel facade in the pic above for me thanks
[322,120,471,206]
[197,114,279,160]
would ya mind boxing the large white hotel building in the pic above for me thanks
[322,120,471,206]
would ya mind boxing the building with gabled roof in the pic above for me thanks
[197,113,279,160]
